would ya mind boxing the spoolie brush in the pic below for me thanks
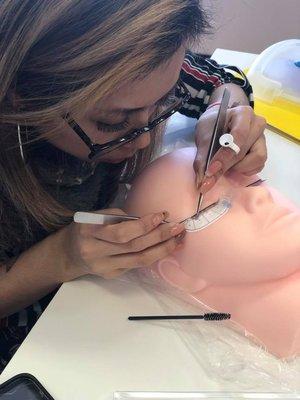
[128,313,231,321]
[202,313,231,321]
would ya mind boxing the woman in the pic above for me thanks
[0,0,266,369]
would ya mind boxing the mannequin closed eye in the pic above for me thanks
[184,198,231,232]
[183,179,265,232]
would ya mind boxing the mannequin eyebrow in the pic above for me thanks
[246,179,266,187]
[201,179,265,211]
[185,179,266,222]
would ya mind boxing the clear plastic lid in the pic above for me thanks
[247,39,300,103]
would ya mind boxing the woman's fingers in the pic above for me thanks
[92,211,168,243]
[205,107,254,176]
[125,221,185,253]
[71,208,186,279]
[195,107,267,193]
[103,221,185,255]
[108,234,185,273]
[193,152,206,188]
[231,130,267,175]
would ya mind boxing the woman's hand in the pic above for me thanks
[59,209,185,281]
[194,105,267,192]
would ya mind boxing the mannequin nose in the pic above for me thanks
[243,186,274,213]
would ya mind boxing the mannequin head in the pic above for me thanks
[125,147,300,290]
[124,147,300,358]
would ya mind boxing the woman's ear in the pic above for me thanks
[158,256,207,293]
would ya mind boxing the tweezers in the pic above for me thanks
[181,178,266,225]
[195,88,231,217]
[74,201,222,226]
[73,180,265,226]
[73,212,169,225]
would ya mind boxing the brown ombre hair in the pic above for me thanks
[0,0,209,245]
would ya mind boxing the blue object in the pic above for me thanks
[294,61,300,67]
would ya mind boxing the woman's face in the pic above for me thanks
[44,46,186,163]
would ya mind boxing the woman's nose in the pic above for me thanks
[135,131,151,150]
[130,109,153,127]
[127,109,153,150]
[243,186,274,213]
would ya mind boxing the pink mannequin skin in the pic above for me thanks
[124,147,300,359]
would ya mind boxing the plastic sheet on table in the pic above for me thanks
[119,271,300,393]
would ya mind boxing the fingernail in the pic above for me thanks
[196,174,203,190]
[152,213,163,226]
[200,176,215,193]
[175,230,186,244]
[162,211,170,220]
[206,161,222,178]
[171,224,184,236]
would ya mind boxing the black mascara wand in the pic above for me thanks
[128,313,231,321]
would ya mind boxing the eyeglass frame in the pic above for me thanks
[64,79,191,161]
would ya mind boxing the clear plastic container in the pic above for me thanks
[247,39,300,140]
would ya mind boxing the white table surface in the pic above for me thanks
[1,49,299,399]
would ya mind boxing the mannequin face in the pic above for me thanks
[125,147,300,358]
[125,147,300,291]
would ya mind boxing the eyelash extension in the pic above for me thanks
[96,120,129,133]
[184,198,232,232]
[246,179,266,187]
[183,179,266,232]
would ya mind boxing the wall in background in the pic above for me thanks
[197,0,300,55]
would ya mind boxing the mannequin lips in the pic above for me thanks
[264,206,296,230]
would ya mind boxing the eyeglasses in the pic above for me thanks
[64,80,191,162]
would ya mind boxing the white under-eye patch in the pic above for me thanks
[184,198,231,232]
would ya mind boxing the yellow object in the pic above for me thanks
[247,39,300,141]
[254,98,300,140]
